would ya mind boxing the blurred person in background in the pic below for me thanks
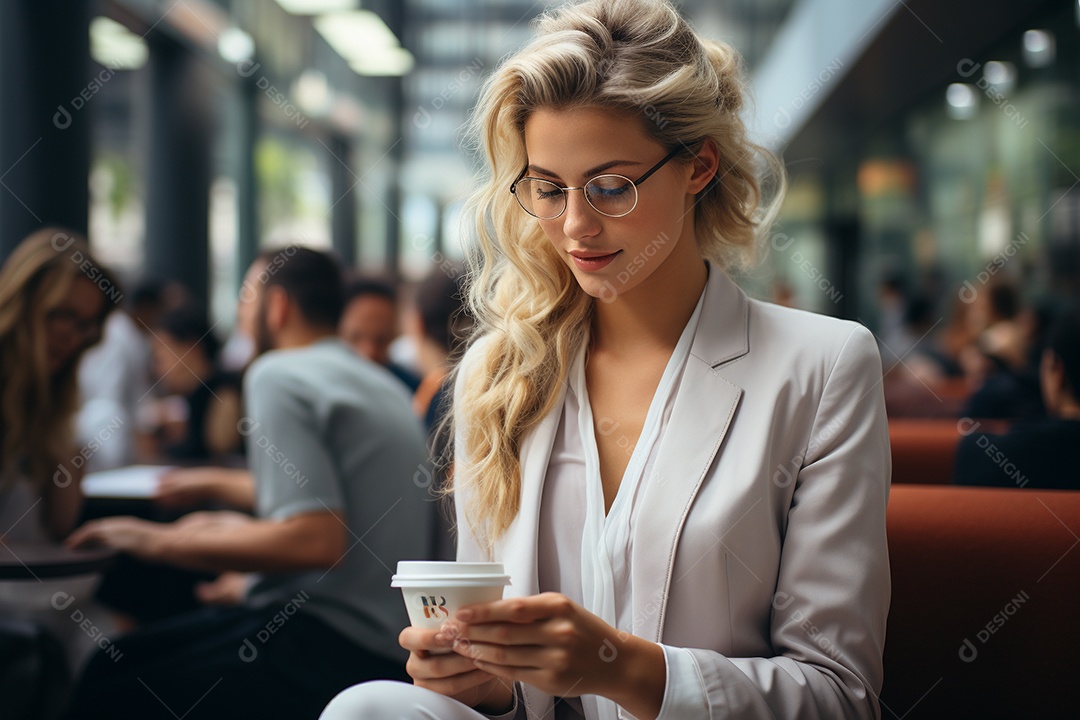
[954,305,1080,488]
[75,279,157,473]
[218,255,266,373]
[149,256,278,514]
[65,246,437,719]
[340,276,422,392]
[877,270,911,368]
[409,263,473,432]
[962,280,1044,419]
[146,303,244,462]
[0,228,122,686]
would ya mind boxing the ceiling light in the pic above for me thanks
[945,83,978,119]
[90,16,148,70]
[293,70,333,115]
[983,61,1016,95]
[1022,29,1055,68]
[275,0,356,14]
[315,10,413,77]
[349,47,415,76]
[218,27,255,63]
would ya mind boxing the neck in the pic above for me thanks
[175,353,212,394]
[274,325,336,350]
[591,242,707,356]
[1056,397,1080,420]
[416,338,449,376]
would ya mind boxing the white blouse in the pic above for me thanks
[537,288,706,720]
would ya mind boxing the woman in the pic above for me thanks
[0,228,118,540]
[323,1,890,718]
[147,302,244,461]
[0,228,120,680]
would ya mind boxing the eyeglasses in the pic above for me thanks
[47,308,102,341]
[509,146,682,220]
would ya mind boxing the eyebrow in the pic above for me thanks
[527,159,643,180]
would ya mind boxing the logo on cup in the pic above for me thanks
[416,594,449,620]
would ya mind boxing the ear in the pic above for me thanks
[265,286,290,334]
[1040,348,1064,411]
[687,140,721,194]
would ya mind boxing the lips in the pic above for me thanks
[568,249,621,272]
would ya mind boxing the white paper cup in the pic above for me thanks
[391,561,511,632]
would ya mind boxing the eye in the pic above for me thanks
[592,184,631,197]
[536,187,563,200]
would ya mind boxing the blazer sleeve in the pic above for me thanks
[657,324,891,720]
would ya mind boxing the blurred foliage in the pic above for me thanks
[94,153,137,219]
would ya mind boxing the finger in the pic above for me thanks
[413,668,498,697]
[456,621,551,647]
[456,640,554,670]
[406,648,484,681]
[399,625,453,654]
[457,593,573,625]
[66,524,101,549]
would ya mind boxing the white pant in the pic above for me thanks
[320,680,501,720]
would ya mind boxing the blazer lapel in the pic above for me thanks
[499,381,566,599]
[631,264,749,643]
[501,381,565,720]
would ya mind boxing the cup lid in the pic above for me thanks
[394,561,506,576]
[391,574,511,588]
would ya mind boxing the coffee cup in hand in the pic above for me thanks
[391,561,510,633]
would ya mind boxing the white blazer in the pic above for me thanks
[455,263,891,720]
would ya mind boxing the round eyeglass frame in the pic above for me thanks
[509,145,683,220]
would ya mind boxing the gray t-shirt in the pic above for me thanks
[244,338,435,663]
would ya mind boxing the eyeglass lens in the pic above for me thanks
[514,174,637,219]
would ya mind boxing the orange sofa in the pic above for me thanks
[880,484,1080,718]
[888,419,1009,485]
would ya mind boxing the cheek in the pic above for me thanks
[538,220,563,248]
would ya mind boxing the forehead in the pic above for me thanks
[345,294,395,317]
[522,107,656,174]
[60,276,106,315]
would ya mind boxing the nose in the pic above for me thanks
[561,188,602,240]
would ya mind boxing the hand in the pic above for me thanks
[155,468,216,508]
[173,510,254,530]
[66,517,168,560]
[399,625,515,713]
[156,467,255,511]
[448,593,665,718]
[196,571,251,605]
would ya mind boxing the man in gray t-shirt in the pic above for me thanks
[243,336,433,661]
[68,248,437,720]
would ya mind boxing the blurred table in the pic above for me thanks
[0,543,116,580]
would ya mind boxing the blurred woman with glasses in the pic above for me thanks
[323,1,890,719]
[0,228,121,682]
[0,228,119,541]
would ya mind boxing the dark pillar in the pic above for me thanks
[0,0,91,261]
[328,134,357,267]
[379,75,404,280]
[373,0,405,280]
[433,201,446,256]
[144,35,213,306]
[235,77,259,283]
[825,216,860,320]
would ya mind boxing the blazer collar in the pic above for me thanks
[692,261,750,368]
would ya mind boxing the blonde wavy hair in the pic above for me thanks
[449,0,784,547]
[0,229,117,498]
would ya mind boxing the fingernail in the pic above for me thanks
[456,609,473,621]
